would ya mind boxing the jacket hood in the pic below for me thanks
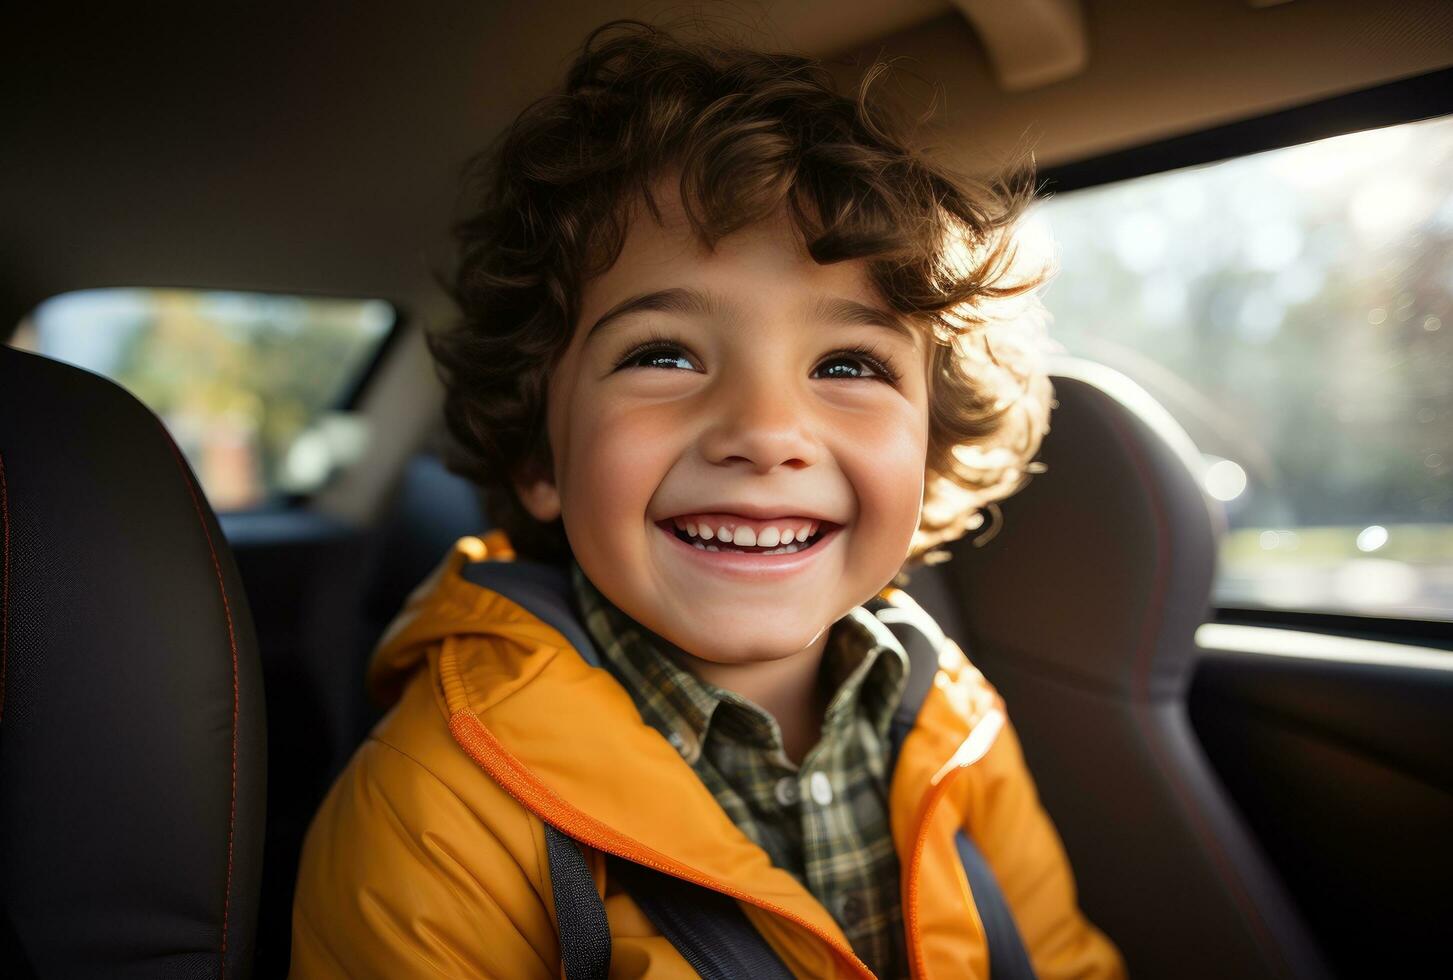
[365,530,522,708]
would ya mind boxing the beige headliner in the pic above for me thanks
[6,1,1451,319]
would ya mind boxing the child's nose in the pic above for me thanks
[697,370,819,472]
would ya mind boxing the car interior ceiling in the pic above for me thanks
[4,2,1452,978]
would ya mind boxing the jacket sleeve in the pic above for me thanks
[289,736,560,979]
[965,695,1127,980]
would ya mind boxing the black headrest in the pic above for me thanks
[0,345,266,979]
[947,355,1225,700]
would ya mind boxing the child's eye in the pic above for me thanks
[614,341,697,372]
[814,345,902,385]
[612,335,902,385]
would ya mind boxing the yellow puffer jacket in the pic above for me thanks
[290,532,1125,979]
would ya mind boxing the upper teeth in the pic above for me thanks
[671,517,821,547]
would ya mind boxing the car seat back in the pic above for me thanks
[0,345,266,979]
[927,355,1329,979]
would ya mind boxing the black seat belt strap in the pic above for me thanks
[544,824,611,980]
[955,829,1038,980]
[543,824,792,979]
[608,856,796,979]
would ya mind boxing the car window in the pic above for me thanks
[1034,113,1453,622]
[12,287,395,510]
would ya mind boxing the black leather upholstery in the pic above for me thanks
[0,345,266,979]
[911,356,1331,979]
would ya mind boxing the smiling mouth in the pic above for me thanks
[657,520,835,556]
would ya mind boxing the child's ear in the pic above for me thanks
[513,466,562,523]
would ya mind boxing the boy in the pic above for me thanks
[291,19,1124,979]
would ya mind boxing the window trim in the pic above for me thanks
[338,299,406,411]
[1039,66,1453,195]
[1212,605,1453,649]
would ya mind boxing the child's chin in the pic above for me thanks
[671,618,827,662]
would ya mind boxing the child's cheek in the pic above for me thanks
[836,407,929,576]
[557,398,675,558]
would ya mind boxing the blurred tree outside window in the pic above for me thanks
[1033,113,1453,622]
[13,289,394,511]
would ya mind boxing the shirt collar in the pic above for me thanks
[569,559,909,765]
[820,608,909,743]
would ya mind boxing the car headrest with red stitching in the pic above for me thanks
[0,344,265,979]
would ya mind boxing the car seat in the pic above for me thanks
[910,354,1331,979]
[0,345,266,978]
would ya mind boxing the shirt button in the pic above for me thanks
[809,771,833,805]
[666,731,690,756]
[774,776,799,807]
[840,894,865,927]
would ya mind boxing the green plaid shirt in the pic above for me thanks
[569,560,911,979]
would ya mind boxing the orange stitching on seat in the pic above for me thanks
[161,431,239,980]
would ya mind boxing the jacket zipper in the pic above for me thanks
[904,707,1006,980]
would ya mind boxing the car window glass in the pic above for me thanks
[12,288,394,510]
[1035,113,1453,621]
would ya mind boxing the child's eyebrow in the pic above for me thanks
[807,295,917,344]
[585,286,915,345]
[586,287,716,341]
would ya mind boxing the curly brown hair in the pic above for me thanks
[428,19,1054,576]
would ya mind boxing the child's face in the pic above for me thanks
[516,182,931,668]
